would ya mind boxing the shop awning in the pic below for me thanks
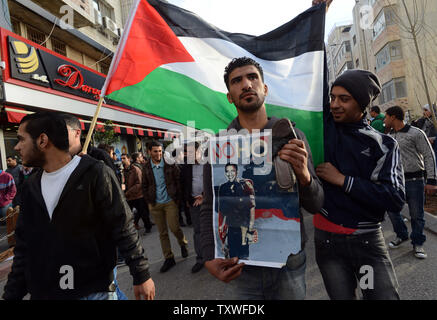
[3,106,180,139]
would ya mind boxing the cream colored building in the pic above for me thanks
[327,0,437,119]
[326,23,354,86]
[8,0,128,74]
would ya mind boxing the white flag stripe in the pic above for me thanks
[161,37,324,112]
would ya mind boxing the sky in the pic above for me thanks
[167,0,356,40]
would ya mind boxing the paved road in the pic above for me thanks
[1,207,436,300]
[114,208,437,300]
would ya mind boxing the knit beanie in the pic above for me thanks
[331,69,382,111]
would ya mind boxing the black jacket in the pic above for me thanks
[3,155,150,300]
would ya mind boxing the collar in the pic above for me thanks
[399,124,410,132]
[226,116,284,131]
[151,158,164,169]
[389,124,410,134]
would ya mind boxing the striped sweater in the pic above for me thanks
[0,170,16,208]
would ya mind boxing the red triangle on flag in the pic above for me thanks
[105,0,194,96]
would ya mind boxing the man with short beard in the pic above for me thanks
[200,56,324,300]
[3,112,155,300]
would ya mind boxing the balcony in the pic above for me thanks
[29,0,95,28]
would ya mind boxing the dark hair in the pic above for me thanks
[371,106,381,114]
[6,155,18,160]
[121,153,129,158]
[385,106,404,121]
[224,57,264,90]
[148,140,163,150]
[97,143,113,155]
[225,163,238,172]
[59,113,81,130]
[131,152,141,162]
[20,112,69,152]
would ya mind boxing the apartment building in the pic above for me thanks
[327,0,437,119]
[0,0,182,170]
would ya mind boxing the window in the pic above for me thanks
[373,7,396,39]
[52,38,67,56]
[356,58,360,68]
[390,40,402,60]
[394,78,406,98]
[11,18,21,36]
[99,62,110,74]
[380,78,407,104]
[27,26,47,47]
[345,41,351,52]
[353,35,356,46]
[373,11,386,39]
[376,40,402,71]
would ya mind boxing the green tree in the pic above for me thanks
[93,120,120,146]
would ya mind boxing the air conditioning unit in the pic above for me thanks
[94,9,103,27]
[103,16,118,37]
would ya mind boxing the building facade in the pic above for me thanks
[0,0,184,170]
[327,0,437,120]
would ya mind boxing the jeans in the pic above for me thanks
[114,267,128,300]
[315,228,400,300]
[387,179,426,246]
[79,291,118,300]
[229,250,306,300]
[0,203,12,219]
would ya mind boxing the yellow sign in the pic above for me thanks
[11,41,40,74]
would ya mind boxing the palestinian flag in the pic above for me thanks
[102,0,326,165]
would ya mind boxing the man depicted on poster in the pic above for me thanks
[218,164,257,260]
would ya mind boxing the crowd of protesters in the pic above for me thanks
[2,0,437,301]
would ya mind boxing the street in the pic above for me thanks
[1,207,436,300]
[117,208,437,300]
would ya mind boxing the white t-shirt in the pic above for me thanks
[41,155,81,220]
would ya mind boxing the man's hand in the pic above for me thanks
[193,195,203,207]
[205,258,244,283]
[425,184,437,196]
[133,278,155,300]
[316,162,345,187]
[312,0,333,11]
[278,139,311,186]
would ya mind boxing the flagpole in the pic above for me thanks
[82,96,104,153]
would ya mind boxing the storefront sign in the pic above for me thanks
[8,36,104,101]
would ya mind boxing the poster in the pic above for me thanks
[210,132,301,268]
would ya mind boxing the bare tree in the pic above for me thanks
[382,0,437,127]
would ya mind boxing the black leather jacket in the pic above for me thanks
[3,155,150,300]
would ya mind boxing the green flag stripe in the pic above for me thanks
[107,67,323,165]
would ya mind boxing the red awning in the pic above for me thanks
[3,106,180,139]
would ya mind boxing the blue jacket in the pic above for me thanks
[314,113,406,233]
